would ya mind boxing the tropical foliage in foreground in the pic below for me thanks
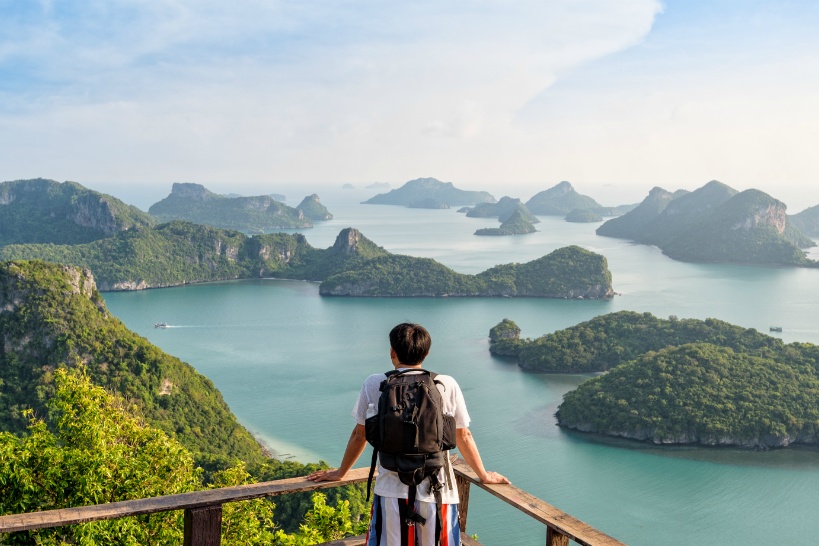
[0,369,366,545]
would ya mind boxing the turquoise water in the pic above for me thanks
[104,193,819,545]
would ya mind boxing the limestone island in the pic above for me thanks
[362,177,495,207]
[149,183,333,232]
[0,223,613,299]
[489,311,819,449]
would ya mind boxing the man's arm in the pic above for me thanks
[456,427,510,484]
[307,424,368,482]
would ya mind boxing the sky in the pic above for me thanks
[1,0,818,211]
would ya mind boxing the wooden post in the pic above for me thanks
[546,526,570,546]
[184,504,222,546]
[456,473,471,534]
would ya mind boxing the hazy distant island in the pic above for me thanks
[789,204,819,237]
[474,204,538,236]
[0,178,156,246]
[148,183,333,231]
[362,177,496,207]
[565,209,603,223]
[596,180,817,266]
[0,223,613,298]
[525,181,603,215]
[490,311,819,448]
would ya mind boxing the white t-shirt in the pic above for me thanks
[352,369,470,503]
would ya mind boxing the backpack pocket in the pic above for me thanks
[442,413,457,451]
[365,414,380,448]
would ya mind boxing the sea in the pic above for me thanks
[103,190,819,546]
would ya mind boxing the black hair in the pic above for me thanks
[389,323,431,366]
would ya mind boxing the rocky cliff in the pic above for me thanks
[0,178,156,246]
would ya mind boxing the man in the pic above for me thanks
[308,323,509,546]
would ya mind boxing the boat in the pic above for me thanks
[154,322,169,328]
[769,326,782,332]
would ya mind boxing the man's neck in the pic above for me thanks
[392,362,423,370]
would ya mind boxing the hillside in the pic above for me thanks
[789,204,819,237]
[0,260,265,466]
[556,342,819,448]
[489,311,782,372]
[525,181,602,215]
[0,224,611,298]
[148,183,330,231]
[597,181,816,265]
[362,177,495,206]
[466,197,539,223]
[0,178,156,246]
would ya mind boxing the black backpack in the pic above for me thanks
[364,369,457,535]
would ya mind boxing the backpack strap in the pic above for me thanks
[366,448,378,502]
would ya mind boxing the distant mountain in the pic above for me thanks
[295,194,333,221]
[789,204,819,237]
[148,183,330,231]
[525,181,602,215]
[362,177,495,207]
[597,181,816,265]
[565,209,603,223]
[466,196,539,224]
[0,223,612,298]
[474,205,538,236]
[0,260,265,466]
[0,178,156,246]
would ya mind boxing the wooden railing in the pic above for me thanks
[0,459,625,546]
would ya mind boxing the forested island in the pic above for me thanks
[362,177,495,207]
[0,261,367,543]
[0,178,156,246]
[474,206,538,236]
[789,204,819,237]
[597,180,817,265]
[0,223,614,298]
[489,311,819,448]
[149,182,332,231]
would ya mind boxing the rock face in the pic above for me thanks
[296,194,333,220]
[363,177,495,207]
[0,178,156,245]
[597,181,814,265]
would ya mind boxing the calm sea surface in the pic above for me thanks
[104,191,819,545]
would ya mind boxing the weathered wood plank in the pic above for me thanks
[451,460,625,546]
[547,526,570,546]
[0,467,371,533]
[184,505,222,546]
[456,472,472,533]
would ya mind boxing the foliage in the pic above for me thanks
[556,343,819,446]
[504,311,782,373]
[0,178,155,246]
[0,369,367,545]
[0,368,200,545]
[0,260,265,467]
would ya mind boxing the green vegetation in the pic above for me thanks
[322,245,613,298]
[0,260,368,538]
[556,343,819,447]
[489,311,781,373]
[0,178,156,246]
[0,225,613,298]
[491,310,819,447]
[363,177,495,206]
[466,197,539,223]
[148,183,328,231]
[0,368,366,544]
[524,181,602,215]
[597,181,816,265]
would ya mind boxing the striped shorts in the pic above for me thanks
[365,494,461,546]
